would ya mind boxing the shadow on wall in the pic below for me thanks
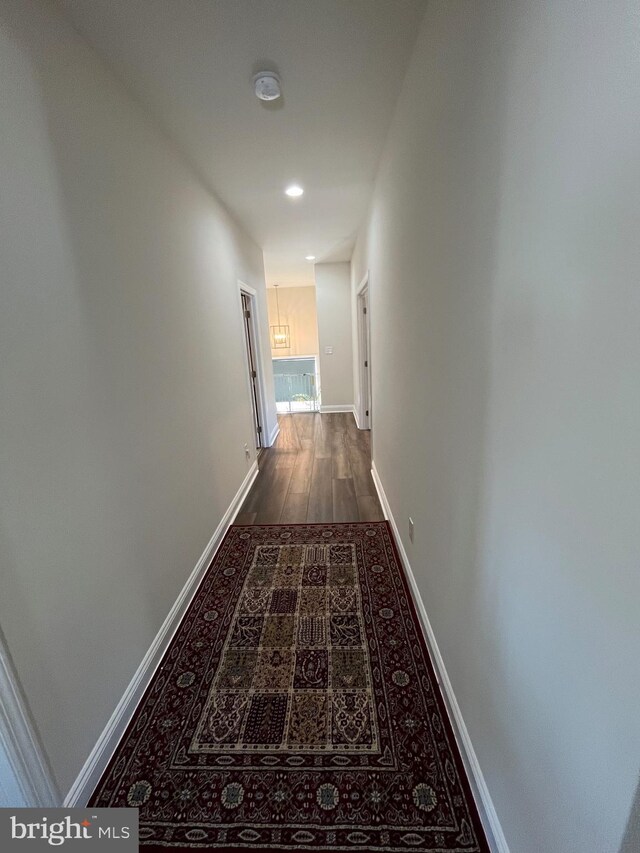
[619,776,640,852]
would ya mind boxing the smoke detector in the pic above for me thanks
[253,71,281,102]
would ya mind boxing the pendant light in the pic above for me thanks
[270,285,290,349]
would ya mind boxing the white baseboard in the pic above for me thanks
[0,638,60,807]
[371,462,510,853]
[320,404,354,414]
[353,406,362,429]
[267,421,280,446]
[64,460,259,808]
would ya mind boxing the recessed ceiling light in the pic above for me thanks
[305,255,316,261]
[285,184,304,198]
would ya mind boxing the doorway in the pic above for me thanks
[357,275,372,430]
[239,285,266,450]
[0,628,58,807]
[272,356,320,413]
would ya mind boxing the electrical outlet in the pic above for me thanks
[408,517,414,543]
[244,443,251,461]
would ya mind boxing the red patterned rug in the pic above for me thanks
[90,522,489,852]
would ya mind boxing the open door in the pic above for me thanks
[240,289,264,450]
[357,280,372,430]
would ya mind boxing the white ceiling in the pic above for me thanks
[56,0,426,286]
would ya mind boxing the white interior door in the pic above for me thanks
[357,286,372,429]
[240,290,264,449]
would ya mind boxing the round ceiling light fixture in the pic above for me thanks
[305,255,316,261]
[253,71,281,102]
[285,184,304,198]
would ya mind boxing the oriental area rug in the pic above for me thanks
[90,522,489,852]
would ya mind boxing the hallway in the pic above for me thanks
[237,413,384,525]
[3,2,640,851]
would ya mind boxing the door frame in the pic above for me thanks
[238,281,269,450]
[356,272,372,430]
[0,628,59,807]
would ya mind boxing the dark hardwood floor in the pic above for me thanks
[236,412,384,524]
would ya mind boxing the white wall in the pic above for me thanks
[266,286,319,357]
[0,0,275,795]
[352,2,640,852]
[315,263,354,409]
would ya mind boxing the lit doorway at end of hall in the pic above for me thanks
[267,283,321,413]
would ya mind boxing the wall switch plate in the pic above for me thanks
[408,517,414,542]
[244,443,250,460]
[324,346,333,355]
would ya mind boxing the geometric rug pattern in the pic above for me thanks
[90,522,489,852]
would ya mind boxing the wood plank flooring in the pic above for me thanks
[236,413,384,524]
